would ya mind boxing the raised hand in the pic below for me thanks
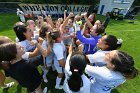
[68,12,74,18]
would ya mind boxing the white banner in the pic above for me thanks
[18,4,90,15]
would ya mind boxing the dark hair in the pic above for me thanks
[105,35,122,50]
[13,25,27,42]
[111,51,138,79]
[68,52,86,92]
[96,24,105,35]
[0,43,17,62]
[49,30,60,40]
[0,36,13,69]
[39,25,49,38]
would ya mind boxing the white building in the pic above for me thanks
[98,0,134,16]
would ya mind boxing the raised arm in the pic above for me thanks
[30,38,52,58]
[83,13,93,29]
[102,14,110,29]
[76,30,96,45]
[46,15,54,28]
[64,10,67,21]
[60,12,74,33]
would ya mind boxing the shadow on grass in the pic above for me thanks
[2,88,8,93]
[2,84,22,93]
[42,68,64,93]
[15,84,22,93]
[111,89,120,93]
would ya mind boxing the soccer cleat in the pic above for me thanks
[2,82,15,89]
[43,87,48,93]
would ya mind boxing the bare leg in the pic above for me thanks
[36,84,42,93]
[0,71,6,87]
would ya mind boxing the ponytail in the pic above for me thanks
[112,51,138,79]
[123,67,138,79]
[68,52,86,92]
[68,69,83,92]
[48,30,61,41]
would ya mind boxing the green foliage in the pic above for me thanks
[0,0,19,2]
[133,0,140,6]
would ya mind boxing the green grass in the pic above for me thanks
[0,13,140,93]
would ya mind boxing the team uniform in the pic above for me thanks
[19,39,44,68]
[42,39,54,67]
[63,27,75,46]
[76,30,101,54]
[16,9,25,22]
[63,55,91,93]
[19,40,36,52]
[87,50,110,66]
[19,39,36,60]
[85,65,126,93]
[53,41,66,73]
[4,55,43,92]
[41,39,55,83]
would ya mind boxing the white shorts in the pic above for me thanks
[54,64,63,73]
[45,53,54,67]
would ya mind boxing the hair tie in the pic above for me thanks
[74,69,78,72]
[117,38,123,44]
[2,61,8,63]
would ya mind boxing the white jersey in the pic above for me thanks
[33,30,39,40]
[63,27,74,46]
[17,10,25,22]
[73,22,81,31]
[85,65,126,93]
[87,50,110,66]
[63,55,91,93]
[19,40,36,52]
[69,27,75,34]
[53,41,66,67]
[42,40,54,67]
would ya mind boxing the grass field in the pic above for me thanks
[0,13,140,93]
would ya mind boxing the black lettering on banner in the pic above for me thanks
[41,6,46,11]
[35,5,41,11]
[19,4,90,15]
[85,7,89,12]
[65,5,68,11]
[29,5,36,11]
[49,6,54,11]
[77,7,80,12]
[61,6,65,11]
[81,6,84,12]
[73,6,76,13]
[45,5,50,12]
[68,6,72,12]
[65,5,72,12]
[66,6,70,12]
[22,6,30,11]
[64,5,67,10]
[54,6,58,12]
